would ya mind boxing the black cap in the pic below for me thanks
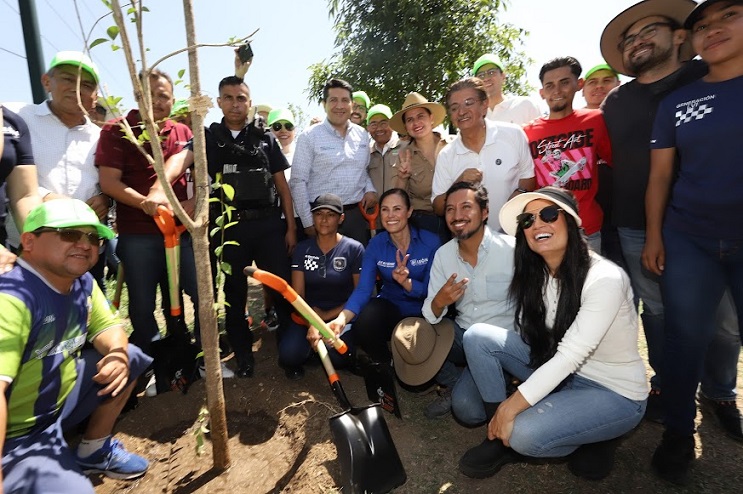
[310,194,343,214]
[685,0,743,29]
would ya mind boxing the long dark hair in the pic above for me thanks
[509,212,590,368]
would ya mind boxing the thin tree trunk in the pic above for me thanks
[182,0,231,471]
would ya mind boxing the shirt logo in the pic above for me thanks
[304,255,320,272]
[675,104,713,127]
[333,257,347,272]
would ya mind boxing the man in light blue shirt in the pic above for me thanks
[412,181,516,419]
[289,79,377,245]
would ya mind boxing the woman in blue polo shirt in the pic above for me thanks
[324,188,441,363]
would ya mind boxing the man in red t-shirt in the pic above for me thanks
[523,56,612,252]
[95,70,202,363]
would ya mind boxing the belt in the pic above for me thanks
[343,203,359,211]
[234,207,279,221]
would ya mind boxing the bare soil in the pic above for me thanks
[91,283,743,494]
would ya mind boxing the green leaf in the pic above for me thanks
[214,215,224,227]
[222,184,235,202]
[127,6,135,14]
[107,25,119,40]
[223,240,240,246]
[141,6,149,12]
[220,262,232,275]
[90,38,108,49]
[209,227,221,238]
[111,44,120,52]
[224,221,239,230]
[178,69,186,79]
[208,196,220,203]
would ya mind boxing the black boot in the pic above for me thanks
[568,438,620,481]
[459,437,519,478]
[459,401,515,479]
[651,429,695,486]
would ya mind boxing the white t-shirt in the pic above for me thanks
[432,119,533,233]
[486,96,542,126]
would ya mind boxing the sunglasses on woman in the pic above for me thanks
[517,205,564,230]
[271,122,294,132]
[35,227,103,246]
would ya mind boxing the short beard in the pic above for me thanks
[453,220,483,241]
[626,43,674,75]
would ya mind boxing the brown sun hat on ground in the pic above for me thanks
[391,317,455,386]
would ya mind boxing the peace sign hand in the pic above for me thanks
[392,249,411,288]
[397,149,412,180]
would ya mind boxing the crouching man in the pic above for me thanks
[1,199,152,493]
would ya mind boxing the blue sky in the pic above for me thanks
[1,0,645,124]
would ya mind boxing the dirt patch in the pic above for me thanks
[90,283,743,493]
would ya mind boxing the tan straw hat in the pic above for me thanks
[600,0,697,77]
[389,92,446,135]
[391,317,455,386]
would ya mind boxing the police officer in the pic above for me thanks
[144,76,296,378]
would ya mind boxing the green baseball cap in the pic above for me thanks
[48,51,100,83]
[473,54,504,76]
[352,91,371,108]
[366,104,392,125]
[23,199,114,240]
[267,108,295,126]
[584,63,619,81]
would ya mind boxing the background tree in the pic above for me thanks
[307,0,533,109]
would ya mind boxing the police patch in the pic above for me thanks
[333,257,347,272]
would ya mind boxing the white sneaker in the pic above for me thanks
[144,374,157,397]
[199,362,235,379]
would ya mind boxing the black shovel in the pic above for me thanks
[317,340,407,494]
[244,267,407,493]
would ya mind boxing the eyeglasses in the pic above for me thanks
[618,22,673,52]
[353,103,367,113]
[271,122,294,132]
[35,227,103,246]
[516,205,563,230]
[367,120,389,130]
[447,98,484,114]
[475,68,500,79]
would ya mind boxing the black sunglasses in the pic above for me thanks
[35,227,103,246]
[516,205,563,230]
[271,122,294,132]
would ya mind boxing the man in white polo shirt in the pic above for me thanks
[5,51,109,284]
[431,78,534,233]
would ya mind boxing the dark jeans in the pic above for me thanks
[278,321,355,369]
[116,233,199,356]
[661,227,743,436]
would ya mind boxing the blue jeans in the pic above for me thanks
[454,323,645,457]
[618,227,740,399]
[661,227,743,435]
[585,230,602,253]
[117,233,200,356]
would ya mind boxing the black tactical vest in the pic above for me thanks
[209,121,275,209]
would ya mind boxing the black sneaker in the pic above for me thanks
[236,354,255,378]
[699,395,743,442]
[644,388,665,424]
[651,430,695,486]
[459,438,520,479]
[568,438,620,481]
[284,366,305,381]
[261,308,279,331]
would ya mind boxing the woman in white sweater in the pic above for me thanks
[457,186,647,481]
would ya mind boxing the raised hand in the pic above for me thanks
[392,249,411,288]
[433,273,469,309]
[397,148,412,180]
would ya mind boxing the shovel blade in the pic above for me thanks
[329,404,406,494]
